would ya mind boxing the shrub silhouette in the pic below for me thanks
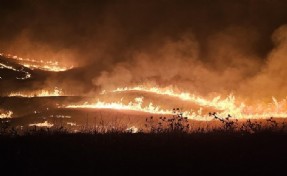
[0,109,287,136]
[210,112,287,134]
[145,108,190,133]
[209,112,238,132]
[0,119,11,135]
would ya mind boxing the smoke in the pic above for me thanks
[240,25,287,100]
[95,27,258,90]
[1,0,287,100]
[1,30,78,66]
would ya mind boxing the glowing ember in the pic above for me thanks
[126,126,139,133]
[29,121,54,128]
[0,111,13,119]
[67,122,77,126]
[0,62,31,79]
[9,87,63,97]
[50,115,71,118]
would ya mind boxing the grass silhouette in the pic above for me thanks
[1,109,287,175]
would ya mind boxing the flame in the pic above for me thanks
[107,86,244,114]
[0,111,13,119]
[98,85,287,120]
[1,53,73,72]
[66,97,173,114]
[8,87,63,97]
[65,97,208,120]
[29,121,54,128]
[37,88,63,96]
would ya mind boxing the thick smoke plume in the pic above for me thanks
[1,0,287,101]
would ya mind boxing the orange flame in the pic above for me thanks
[95,85,287,120]
[0,110,13,119]
[65,96,210,120]
[107,86,244,114]
[29,121,54,128]
[8,87,63,97]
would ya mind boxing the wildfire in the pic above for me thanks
[8,87,63,97]
[0,111,13,119]
[2,53,73,72]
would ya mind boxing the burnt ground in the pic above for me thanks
[0,132,287,176]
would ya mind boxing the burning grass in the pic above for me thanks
[65,85,287,121]
[8,87,63,97]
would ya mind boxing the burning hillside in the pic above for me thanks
[1,51,287,129]
[0,55,31,80]
[0,0,287,131]
[63,85,287,121]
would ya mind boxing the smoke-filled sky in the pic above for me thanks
[1,0,287,100]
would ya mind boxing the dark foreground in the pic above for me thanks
[1,132,287,176]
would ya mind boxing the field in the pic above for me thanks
[1,132,287,175]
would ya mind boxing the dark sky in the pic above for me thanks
[1,0,287,98]
[1,0,286,60]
